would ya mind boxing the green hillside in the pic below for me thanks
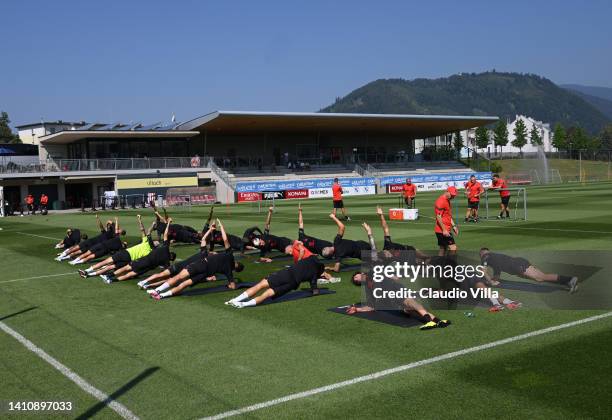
[321,72,610,133]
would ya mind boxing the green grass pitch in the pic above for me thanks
[1,182,611,419]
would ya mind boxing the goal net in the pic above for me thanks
[481,187,527,221]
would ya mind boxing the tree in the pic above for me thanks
[530,124,543,146]
[453,131,464,153]
[599,124,612,150]
[475,126,490,150]
[493,119,509,157]
[0,111,21,143]
[512,118,528,155]
[566,126,599,156]
[552,123,567,151]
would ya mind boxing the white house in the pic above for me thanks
[468,115,556,155]
[15,121,86,146]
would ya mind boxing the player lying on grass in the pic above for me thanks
[54,228,87,249]
[67,217,129,265]
[97,219,177,283]
[136,224,218,290]
[464,175,484,223]
[225,253,324,308]
[490,173,511,219]
[152,208,201,244]
[289,239,340,284]
[429,256,522,312]
[347,236,450,331]
[148,219,245,299]
[297,203,334,258]
[479,248,579,293]
[324,213,373,272]
[56,216,124,261]
[252,206,293,263]
[434,186,459,257]
[68,234,128,265]
[204,207,247,252]
[375,205,429,261]
[80,215,156,279]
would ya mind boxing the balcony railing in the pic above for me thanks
[0,156,212,174]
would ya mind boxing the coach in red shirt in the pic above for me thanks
[331,178,350,221]
[491,173,511,219]
[464,175,484,222]
[402,178,417,208]
[434,186,458,256]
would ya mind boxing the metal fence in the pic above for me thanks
[0,156,212,174]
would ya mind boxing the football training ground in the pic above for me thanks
[1,182,611,419]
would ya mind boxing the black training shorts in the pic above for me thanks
[436,232,456,247]
[501,196,510,206]
[333,200,344,209]
[111,250,131,268]
[468,200,479,209]
[267,270,298,298]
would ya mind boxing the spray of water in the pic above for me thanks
[536,145,550,184]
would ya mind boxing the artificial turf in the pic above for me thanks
[1,182,611,419]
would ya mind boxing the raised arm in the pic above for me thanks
[216,218,230,249]
[376,205,390,237]
[136,214,145,235]
[206,206,214,225]
[115,217,121,234]
[163,218,172,242]
[264,206,273,231]
[146,220,156,236]
[153,209,164,222]
[298,203,304,230]
[200,224,215,248]
[329,213,345,236]
[96,214,104,231]
[362,222,376,251]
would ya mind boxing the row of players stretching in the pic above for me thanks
[53,205,578,326]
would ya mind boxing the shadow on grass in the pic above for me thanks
[76,367,159,420]
[0,306,38,321]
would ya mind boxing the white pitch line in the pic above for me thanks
[16,232,61,241]
[0,320,139,420]
[470,225,611,234]
[202,311,612,420]
[0,272,74,285]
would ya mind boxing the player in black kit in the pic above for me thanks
[325,213,373,272]
[148,219,244,299]
[479,248,578,293]
[226,255,324,307]
[297,203,334,257]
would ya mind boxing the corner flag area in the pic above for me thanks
[1,182,611,419]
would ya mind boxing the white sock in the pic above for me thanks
[242,299,256,307]
[160,291,172,298]
[86,267,94,273]
[489,297,501,306]
[59,250,68,257]
[232,292,249,302]
[156,282,170,292]
[502,298,513,305]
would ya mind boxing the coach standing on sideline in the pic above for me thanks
[402,178,417,208]
[434,186,458,257]
[331,178,350,221]
[490,174,511,219]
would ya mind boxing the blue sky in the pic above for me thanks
[2,0,611,127]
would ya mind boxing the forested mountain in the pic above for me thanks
[321,72,610,133]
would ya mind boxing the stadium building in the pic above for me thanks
[1,111,496,211]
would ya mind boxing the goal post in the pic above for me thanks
[482,188,527,221]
